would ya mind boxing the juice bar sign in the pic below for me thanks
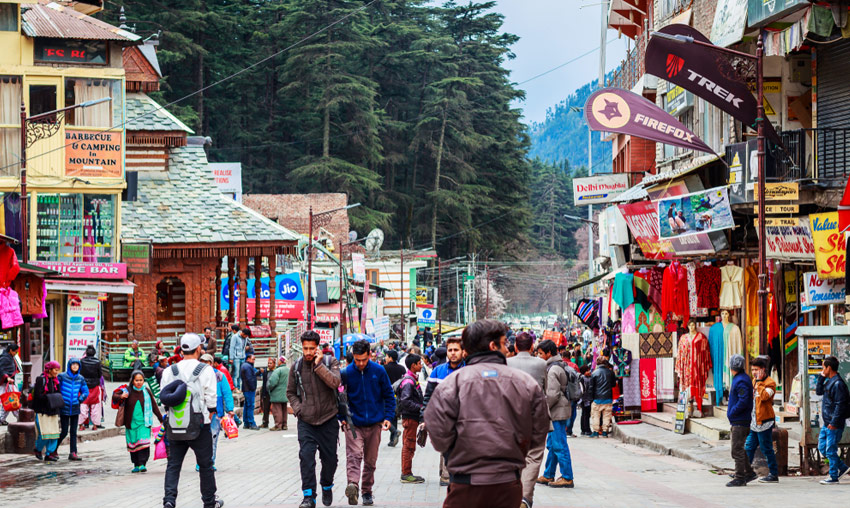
[31,261,127,280]
[66,130,123,178]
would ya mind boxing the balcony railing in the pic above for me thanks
[772,129,805,181]
[609,32,647,91]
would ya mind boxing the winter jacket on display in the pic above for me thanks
[58,358,89,416]
[341,360,395,427]
[267,365,289,403]
[420,360,464,420]
[397,371,424,421]
[589,365,616,401]
[753,375,777,425]
[545,357,572,421]
[240,362,259,392]
[817,374,850,429]
[727,371,753,426]
[286,356,341,426]
[80,354,103,389]
[215,369,235,418]
[424,351,549,486]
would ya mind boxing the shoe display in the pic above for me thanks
[299,497,317,508]
[820,478,839,485]
[362,493,374,506]
[69,453,82,461]
[400,474,425,484]
[535,476,553,485]
[758,475,778,483]
[725,478,746,487]
[548,477,574,488]
[321,487,333,507]
[345,483,359,505]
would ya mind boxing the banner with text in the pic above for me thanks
[66,292,100,361]
[619,201,717,259]
[65,130,123,178]
[573,174,630,205]
[657,187,734,239]
[803,272,846,306]
[758,218,815,261]
[809,212,845,279]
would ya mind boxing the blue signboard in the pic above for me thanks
[221,272,304,310]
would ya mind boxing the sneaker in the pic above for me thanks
[321,487,333,507]
[590,432,599,438]
[567,433,576,438]
[820,478,840,485]
[0,419,8,426]
[439,479,450,487]
[520,498,531,508]
[44,453,59,462]
[758,474,778,483]
[743,472,758,483]
[164,503,176,508]
[548,477,574,488]
[33,450,43,460]
[345,483,359,505]
[213,499,224,508]
[388,431,399,447]
[283,424,288,430]
[95,425,106,429]
[535,475,554,485]
[69,453,82,461]
[132,466,141,473]
[838,465,850,480]
[270,426,283,432]
[362,493,374,506]
[400,474,425,484]
[299,497,317,508]
[726,478,747,487]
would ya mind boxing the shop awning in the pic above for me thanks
[568,271,611,292]
[45,279,136,295]
[19,263,61,276]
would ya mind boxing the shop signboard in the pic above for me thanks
[31,261,127,279]
[572,174,630,205]
[315,303,341,323]
[657,187,734,239]
[663,86,693,116]
[375,316,390,342]
[65,130,123,178]
[711,0,748,47]
[618,201,717,259]
[748,0,808,27]
[809,212,845,279]
[221,272,311,320]
[760,218,815,261]
[209,162,243,202]
[415,287,429,304]
[121,243,151,274]
[753,182,799,201]
[351,253,366,283]
[803,272,846,306]
[316,328,334,345]
[417,307,436,327]
[65,292,100,361]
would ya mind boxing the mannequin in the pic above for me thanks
[721,310,743,379]
[675,320,712,412]
[708,313,727,405]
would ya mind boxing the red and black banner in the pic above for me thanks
[584,87,714,154]
[645,24,781,145]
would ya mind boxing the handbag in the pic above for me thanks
[114,402,125,427]
[152,425,168,460]
[1,386,21,411]
[416,425,428,448]
[221,415,239,439]
[46,391,64,411]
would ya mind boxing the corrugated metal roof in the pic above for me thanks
[22,2,140,42]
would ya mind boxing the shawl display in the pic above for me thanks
[623,358,641,408]
[574,299,600,330]
[639,332,674,358]
[675,332,712,411]
[622,305,637,334]
[657,358,676,401]
[621,333,640,356]
[640,358,658,412]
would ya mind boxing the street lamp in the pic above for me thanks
[306,203,360,329]
[649,30,768,355]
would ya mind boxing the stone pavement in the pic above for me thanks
[1,423,849,508]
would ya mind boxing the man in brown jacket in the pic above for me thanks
[424,319,549,508]
[286,330,342,508]
[744,356,779,483]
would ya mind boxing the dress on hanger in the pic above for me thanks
[675,332,712,411]
[718,264,744,309]
[662,261,690,323]
[708,322,726,406]
[695,264,721,309]
[612,272,635,310]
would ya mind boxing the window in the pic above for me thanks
[34,38,107,65]
[366,269,379,285]
[0,4,16,32]
[29,84,57,118]
[65,78,120,127]
[0,76,21,176]
[35,193,116,263]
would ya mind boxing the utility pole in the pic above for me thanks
[485,265,490,318]
[437,257,442,334]
[400,239,404,342]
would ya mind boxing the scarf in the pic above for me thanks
[42,361,61,393]
[132,383,154,427]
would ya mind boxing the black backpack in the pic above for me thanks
[547,361,583,403]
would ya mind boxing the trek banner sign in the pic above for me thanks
[645,24,782,145]
[573,174,629,205]
[584,87,714,153]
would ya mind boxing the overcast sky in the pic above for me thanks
[486,0,629,124]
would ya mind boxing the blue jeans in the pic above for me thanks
[211,415,221,463]
[232,359,244,389]
[744,427,778,477]
[567,401,578,435]
[243,390,256,427]
[543,419,573,480]
[818,425,848,479]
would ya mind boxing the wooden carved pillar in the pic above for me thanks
[254,256,262,325]
[215,258,222,327]
[238,256,248,327]
[227,257,235,324]
[268,254,277,337]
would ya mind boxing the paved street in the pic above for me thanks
[2,421,849,508]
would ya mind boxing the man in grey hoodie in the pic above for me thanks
[229,328,250,391]
[535,339,575,489]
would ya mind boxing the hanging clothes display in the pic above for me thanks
[0,243,20,288]
[640,358,658,412]
[662,261,690,324]
[612,346,633,378]
[657,358,676,401]
[612,272,635,310]
[623,358,641,408]
[639,332,674,358]
[622,305,636,333]
[686,263,707,317]
[745,264,780,357]
[719,264,744,309]
[574,299,600,330]
[3,194,22,244]
[695,263,721,309]
[708,321,726,406]
[675,326,712,411]
[633,269,654,308]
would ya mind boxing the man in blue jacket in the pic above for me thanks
[201,353,234,470]
[341,339,395,506]
[817,356,850,485]
[58,358,89,461]
[240,354,260,430]
[726,354,754,487]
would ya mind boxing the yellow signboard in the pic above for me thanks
[753,182,799,201]
[755,218,799,227]
[809,212,845,279]
[754,204,799,214]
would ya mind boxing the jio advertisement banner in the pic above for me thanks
[221,272,311,320]
[66,292,101,361]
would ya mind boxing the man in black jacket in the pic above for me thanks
[383,350,406,447]
[398,354,425,484]
[588,360,616,437]
[817,356,850,484]
[0,343,20,425]
[240,354,260,430]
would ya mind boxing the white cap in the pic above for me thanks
[180,333,203,352]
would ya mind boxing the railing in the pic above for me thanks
[816,128,850,180]
[772,129,805,181]
[610,32,647,91]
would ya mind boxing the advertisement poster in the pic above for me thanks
[807,339,831,374]
[760,218,816,261]
[809,212,845,279]
[803,272,846,306]
[657,187,734,239]
[619,201,718,259]
[221,272,310,320]
[351,253,366,283]
[710,0,748,47]
[572,174,630,205]
[66,293,100,361]
[65,130,123,178]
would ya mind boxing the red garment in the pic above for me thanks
[675,332,712,411]
[694,264,721,309]
[640,358,658,412]
[0,244,20,288]
[218,364,235,390]
[634,269,661,310]
[661,262,689,324]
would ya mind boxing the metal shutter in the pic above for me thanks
[817,39,850,179]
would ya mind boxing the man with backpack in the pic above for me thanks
[397,354,425,484]
[535,339,575,489]
[159,333,222,508]
[286,330,342,508]
[341,339,395,506]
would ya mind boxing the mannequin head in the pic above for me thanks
[687,319,697,334]
[720,310,730,323]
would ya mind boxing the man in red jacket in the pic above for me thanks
[214,356,235,391]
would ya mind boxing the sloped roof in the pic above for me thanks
[22,2,140,42]
[121,144,299,245]
[137,44,162,76]
[125,93,193,133]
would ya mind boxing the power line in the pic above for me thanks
[516,37,619,85]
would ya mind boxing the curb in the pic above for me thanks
[1,426,124,454]
[612,424,730,472]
